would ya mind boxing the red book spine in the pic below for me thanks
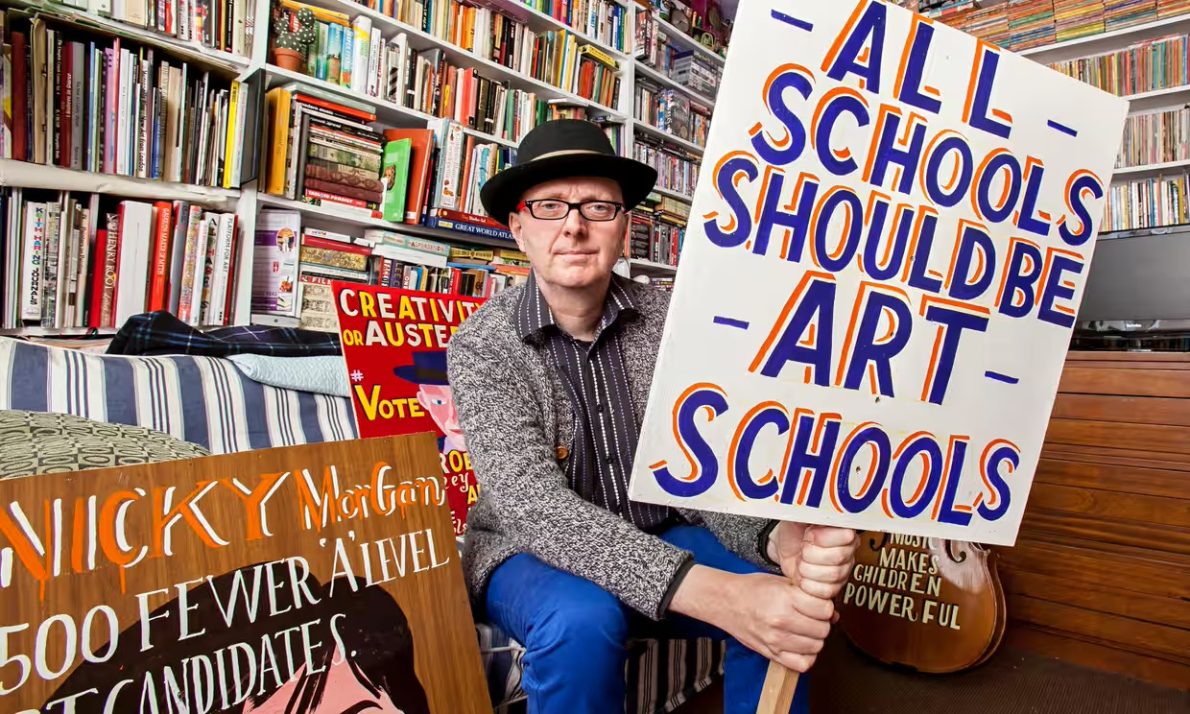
[60,45,72,168]
[12,33,27,161]
[147,201,173,311]
[302,234,373,256]
[88,229,109,328]
[221,216,239,325]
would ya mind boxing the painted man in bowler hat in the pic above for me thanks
[395,350,467,454]
[447,120,859,713]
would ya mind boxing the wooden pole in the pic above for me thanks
[756,661,799,713]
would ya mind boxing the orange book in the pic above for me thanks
[382,128,436,224]
[147,201,174,312]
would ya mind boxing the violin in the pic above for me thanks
[836,532,1006,673]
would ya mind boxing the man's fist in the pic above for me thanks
[769,523,859,601]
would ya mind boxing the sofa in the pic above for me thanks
[0,337,725,713]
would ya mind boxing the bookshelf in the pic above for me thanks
[633,59,715,106]
[5,1,1187,334]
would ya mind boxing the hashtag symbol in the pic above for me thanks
[350,370,364,382]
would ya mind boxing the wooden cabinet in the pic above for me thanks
[1001,352,1190,689]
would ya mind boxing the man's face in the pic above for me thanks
[417,383,464,447]
[508,176,628,291]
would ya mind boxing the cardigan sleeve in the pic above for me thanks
[448,323,692,619]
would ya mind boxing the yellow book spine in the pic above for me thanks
[223,81,240,190]
[266,88,293,196]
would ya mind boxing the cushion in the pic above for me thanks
[0,409,210,479]
[228,354,351,397]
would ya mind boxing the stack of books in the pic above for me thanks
[1054,0,1107,42]
[628,192,690,267]
[546,100,625,152]
[252,212,530,330]
[1103,0,1159,29]
[960,3,1012,49]
[0,10,257,188]
[1,188,240,330]
[1159,0,1190,17]
[1009,0,1057,50]
[671,51,720,96]
[263,85,391,215]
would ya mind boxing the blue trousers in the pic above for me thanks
[485,525,811,714]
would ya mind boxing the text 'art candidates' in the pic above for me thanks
[629,0,1128,545]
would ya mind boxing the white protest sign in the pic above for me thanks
[629,0,1128,546]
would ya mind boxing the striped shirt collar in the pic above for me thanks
[515,271,638,343]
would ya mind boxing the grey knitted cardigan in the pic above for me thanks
[447,278,775,619]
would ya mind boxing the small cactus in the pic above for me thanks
[274,7,316,54]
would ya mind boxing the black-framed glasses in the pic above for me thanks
[517,199,626,222]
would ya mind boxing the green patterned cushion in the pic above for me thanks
[0,410,211,480]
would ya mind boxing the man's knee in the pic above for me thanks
[531,583,628,655]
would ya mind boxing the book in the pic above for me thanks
[382,138,413,222]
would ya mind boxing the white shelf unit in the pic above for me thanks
[0,160,242,206]
[654,16,724,66]
[629,258,677,273]
[633,59,716,106]
[632,119,705,154]
[1125,83,1190,113]
[257,194,519,250]
[1020,13,1190,64]
[21,1,252,73]
[1111,159,1190,179]
[651,185,694,203]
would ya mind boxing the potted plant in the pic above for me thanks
[272,7,316,72]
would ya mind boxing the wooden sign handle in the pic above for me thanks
[757,660,799,713]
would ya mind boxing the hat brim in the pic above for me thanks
[480,153,659,225]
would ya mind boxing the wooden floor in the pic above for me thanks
[675,633,1189,713]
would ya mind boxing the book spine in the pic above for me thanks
[21,204,45,321]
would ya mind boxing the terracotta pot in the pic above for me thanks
[272,47,304,72]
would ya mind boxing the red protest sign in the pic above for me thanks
[333,282,485,534]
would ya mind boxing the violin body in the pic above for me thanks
[836,532,1006,673]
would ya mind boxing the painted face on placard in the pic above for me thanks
[41,566,432,714]
[244,649,406,713]
[417,383,466,453]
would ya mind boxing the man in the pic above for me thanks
[395,350,467,453]
[447,120,858,713]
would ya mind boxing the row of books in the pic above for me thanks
[1101,172,1189,231]
[23,0,254,57]
[273,1,393,99]
[897,0,1190,51]
[1049,33,1189,96]
[546,101,625,152]
[0,187,240,330]
[263,86,516,238]
[309,0,623,108]
[634,82,710,145]
[0,11,257,188]
[252,210,530,328]
[633,135,700,198]
[628,194,687,268]
[1116,106,1190,166]
[512,0,628,52]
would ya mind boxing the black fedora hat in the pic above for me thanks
[480,119,658,225]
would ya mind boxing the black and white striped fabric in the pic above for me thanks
[0,338,726,713]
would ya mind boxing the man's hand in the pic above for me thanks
[670,566,834,673]
[769,523,859,600]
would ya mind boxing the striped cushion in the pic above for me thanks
[0,338,725,712]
